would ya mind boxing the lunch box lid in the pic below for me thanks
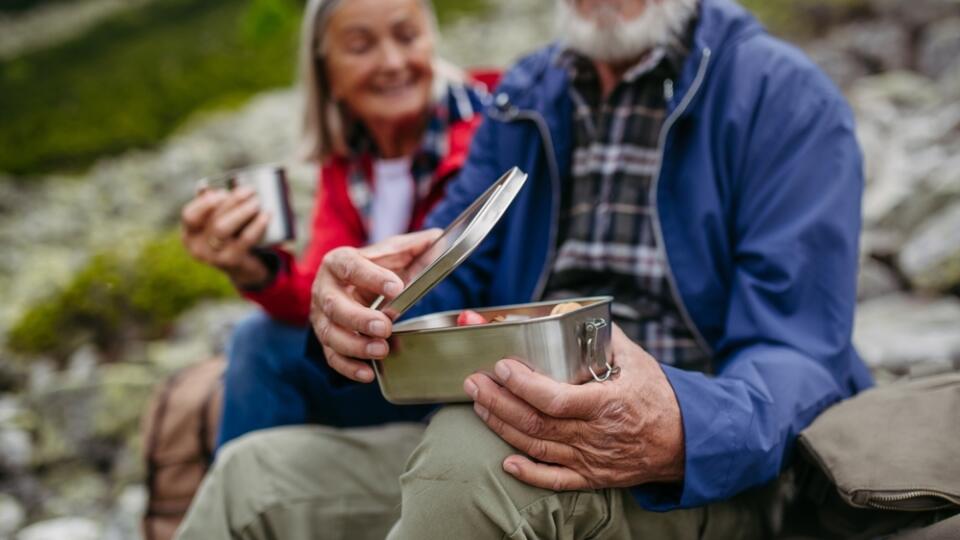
[370,167,528,318]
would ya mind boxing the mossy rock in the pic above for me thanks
[6,231,235,360]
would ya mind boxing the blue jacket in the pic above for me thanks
[408,0,874,509]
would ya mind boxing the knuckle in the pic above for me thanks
[316,318,332,344]
[521,410,546,436]
[544,395,567,417]
[550,471,567,491]
[527,439,550,461]
[320,293,336,316]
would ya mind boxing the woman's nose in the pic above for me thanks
[378,40,406,70]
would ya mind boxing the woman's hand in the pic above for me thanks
[310,229,442,383]
[180,186,273,288]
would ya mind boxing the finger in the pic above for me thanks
[236,211,270,248]
[467,373,576,442]
[182,190,227,231]
[323,346,376,383]
[210,198,260,240]
[324,248,404,299]
[502,455,592,492]
[212,185,257,216]
[317,283,393,339]
[312,314,389,360]
[493,359,604,420]
[361,228,443,260]
[472,401,577,465]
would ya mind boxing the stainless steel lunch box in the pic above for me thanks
[374,296,614,404]
[369,167,616,404]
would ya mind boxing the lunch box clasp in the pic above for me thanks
[581,318,619,382]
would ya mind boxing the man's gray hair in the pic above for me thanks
[298,0,464,162]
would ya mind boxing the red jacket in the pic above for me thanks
[242,71,498,325]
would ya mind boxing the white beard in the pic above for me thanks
[555,0,699,64]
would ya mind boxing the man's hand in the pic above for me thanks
[310,229,442,383]
[464,324,685,491]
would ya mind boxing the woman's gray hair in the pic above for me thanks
[298,0,465,162]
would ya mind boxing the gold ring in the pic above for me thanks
[207,236,226,251]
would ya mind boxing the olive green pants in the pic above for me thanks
[176,406,771,539]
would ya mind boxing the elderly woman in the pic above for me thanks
[180,0,494,447]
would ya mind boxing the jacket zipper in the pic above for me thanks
[856,489,960,511]
[650,47,715,358]
[489,99,562,302]
[492,46,714,347]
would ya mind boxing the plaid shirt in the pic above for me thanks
[543,37,709,370]
[345,82,479,231]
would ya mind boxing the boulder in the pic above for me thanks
[853,293,960,375]
[857,258,901,301]
[869,0,960,29]
[919,17,960,79]
[28,362,156,467]
[102,485,146,540]
[38,465,109,520]
[0,493,25,539]
[828,21,911,74]
[898,202,960,291]
[0,427,32,473]
[16,517,101,540]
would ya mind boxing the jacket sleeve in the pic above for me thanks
[242,167,365,325]
[632,59,868,509]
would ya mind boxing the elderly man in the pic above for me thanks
[178,0,872,537]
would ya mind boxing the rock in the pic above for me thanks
[65,345,100,385]
[0,427,32,472]
[168,299,252,355]
[919,17,960,79]
[0,493,25,539]
[898,202,960,291]
[822,21,911,75]
[849,71,942,111]
[92,363,157,442]
[102,485,146,540]
[869,0,960,29]
[857,258,901,300]
[39,465,109,518]
[16,517,101,540]
[26,360,57,395]
[29,362,156,466]
[807,45,871,89]
[853,293,960,374]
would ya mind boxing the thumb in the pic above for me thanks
[363,229,443,270]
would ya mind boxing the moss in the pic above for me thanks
[6,232,235,359]
[0,0,490,177]
[0,0,300,176]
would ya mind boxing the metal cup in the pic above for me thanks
[198,164,296,247]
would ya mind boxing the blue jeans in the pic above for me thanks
[216,311,436,449]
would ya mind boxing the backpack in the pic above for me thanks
[140,356,225,540]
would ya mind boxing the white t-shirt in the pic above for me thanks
[369,157,415,243]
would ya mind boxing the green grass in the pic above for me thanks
[0,0,490,178]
